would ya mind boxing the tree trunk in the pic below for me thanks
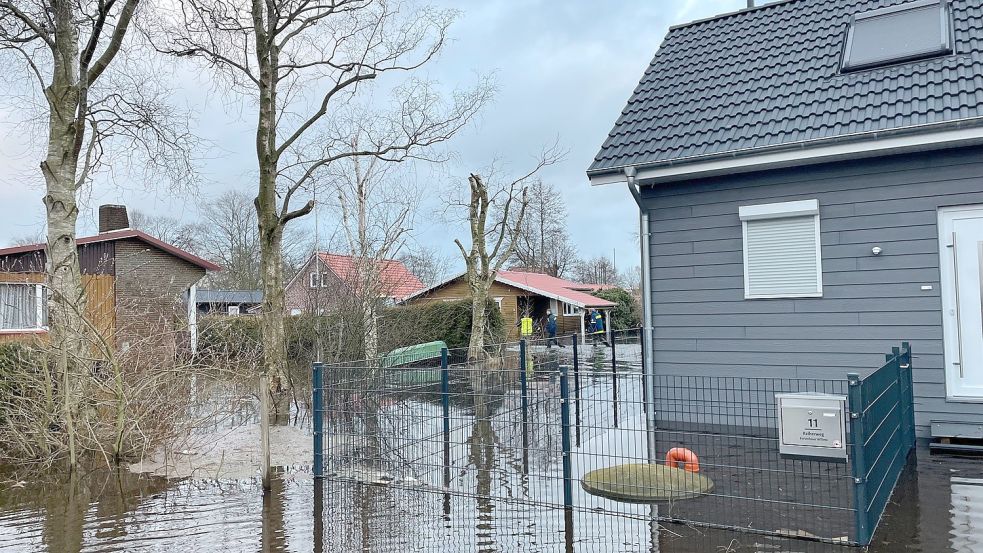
[43,7,88,468]
[468,279,488,360]
[257,154,289,423]
[361,294,378,359]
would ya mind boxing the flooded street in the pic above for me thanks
[0,447,982,552]
[1,348,981,552]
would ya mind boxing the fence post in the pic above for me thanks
[312,362,325,479]
[559,363,574,542]
[847,372,870,545]
[572,334,581,447]
[260,373,271,491]
[441,347,451,489]
[890,346,909,451]
[519,339,530,473]
[611,331,619,428]
[902,342,916,449]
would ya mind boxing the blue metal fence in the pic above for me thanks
[309,332,916,549]
[848,342,917,545]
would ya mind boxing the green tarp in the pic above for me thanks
[381,340,447,368]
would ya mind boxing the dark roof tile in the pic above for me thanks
[590,0,983,175]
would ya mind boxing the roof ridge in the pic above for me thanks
[668,0,803,32]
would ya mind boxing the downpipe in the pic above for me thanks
[625,167,658,465]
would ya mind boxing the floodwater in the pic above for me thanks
[2,344,982,552]
[0,447,982,552]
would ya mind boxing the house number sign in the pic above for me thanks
[775,393,848,460]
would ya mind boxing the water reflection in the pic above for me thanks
[2,446,983,551]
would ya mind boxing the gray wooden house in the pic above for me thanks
[589,0,983,440]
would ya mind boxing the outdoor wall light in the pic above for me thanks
[871,246,883,256]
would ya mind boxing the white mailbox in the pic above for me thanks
[776,393,848,460]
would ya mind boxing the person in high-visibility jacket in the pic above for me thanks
[589,309,609,346]
[519,315,534,337]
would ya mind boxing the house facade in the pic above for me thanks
[403,270,616,341]
[284,252,424,315]
[0,205,219,352]
[589,0,983,440]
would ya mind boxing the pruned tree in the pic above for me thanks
[1,0,196,468]
[454,151,561,360]
[161,0,491,418]
[511,179,575,277]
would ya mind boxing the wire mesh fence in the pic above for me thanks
[310,329,914,551]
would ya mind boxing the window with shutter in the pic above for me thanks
[739,199,823,299]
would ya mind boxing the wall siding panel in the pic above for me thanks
[641,146,983,436]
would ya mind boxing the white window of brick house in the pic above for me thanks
[739,199,823,299]
[309,272,320,288]
[228,305,240,316]
[0,283,47,331]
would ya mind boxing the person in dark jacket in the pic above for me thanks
[545,309,562,348]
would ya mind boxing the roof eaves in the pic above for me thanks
[495,276,615,309]
[588,116,983,182]
[398,271,467,304]
[0,229,221,271]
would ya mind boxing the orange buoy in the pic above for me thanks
[665,447,700,473]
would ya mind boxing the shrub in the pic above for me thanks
[592,287,642,330]
[380,299,505,351]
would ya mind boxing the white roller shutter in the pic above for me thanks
[740,200,823,299]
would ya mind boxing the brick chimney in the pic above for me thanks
[99,204,130,233]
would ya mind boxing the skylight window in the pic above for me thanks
[841,0,952,72]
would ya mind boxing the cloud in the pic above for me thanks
[0,1,750,267]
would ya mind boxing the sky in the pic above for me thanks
[0,0,744,273]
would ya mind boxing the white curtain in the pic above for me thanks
[0,284,37,329]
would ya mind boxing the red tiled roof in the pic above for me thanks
[318,253,424,301]
[496,270,617,308]
[0,229,220,271]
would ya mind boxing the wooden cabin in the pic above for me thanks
[403,270,616,341]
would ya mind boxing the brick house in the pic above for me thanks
[284,252,424,315]
[0,205,220,352]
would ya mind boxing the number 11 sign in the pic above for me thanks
[775,393,848,461]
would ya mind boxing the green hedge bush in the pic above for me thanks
[591,287,641,330]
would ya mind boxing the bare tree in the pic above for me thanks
[511,179,575,277]
[398,245,450,288]
[329,132,419,358]
[573,255,620,286]
[454,153,560,360]
[1,0,195,468]
[129,210,201,253]
[161,0,491,417]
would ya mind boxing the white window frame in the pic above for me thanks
[562,302,580,317]
[228,305,240,316]
[493,297,504,310]
[309,272,320,288]
[0,283,48,332]
[739,199,823,300]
